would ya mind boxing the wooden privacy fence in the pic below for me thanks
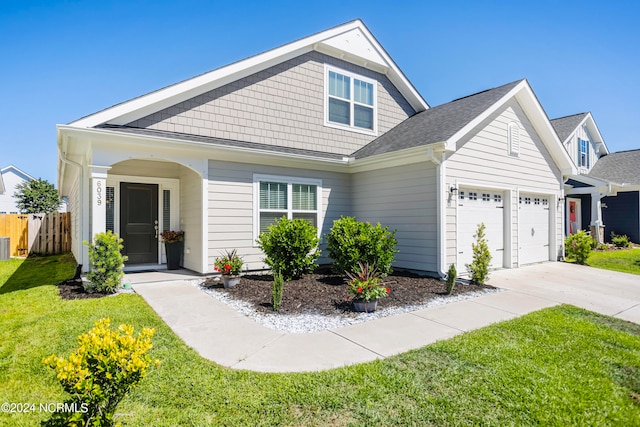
[0,212,71,256]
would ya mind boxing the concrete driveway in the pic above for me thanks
[488,262,640,323]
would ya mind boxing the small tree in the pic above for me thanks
[256,217,320,280]
[272,270,284,311]
[446,263,457,295]
[466,223,492,285]
[84,231,128,293]
[13,178,61,213]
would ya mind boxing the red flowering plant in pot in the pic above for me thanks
[345,261,390,313]
[214,249,244,288]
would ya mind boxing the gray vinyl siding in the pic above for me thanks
[564,124,598,173]
[446,99,563,268]
[207,159,351,272]
[352,162,438,272]
[179,166,203,272]
[128,51,415,156]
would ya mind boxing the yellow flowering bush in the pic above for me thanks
[42,318,160,427]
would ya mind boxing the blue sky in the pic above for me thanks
[1,0,638,185]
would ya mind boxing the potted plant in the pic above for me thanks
[345,262,390,312]
[161,230,184,270]
[214,249,244,288]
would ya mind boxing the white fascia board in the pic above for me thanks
[444,80,577,176]
[70,20,428,128]
[444,81,527,152]
[0,165,35,181]
[348,143,447,173]
[515,85,577,176]
[583,113,609,155]
[57,125,350,173]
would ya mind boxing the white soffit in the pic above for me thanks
[319,27,388,68]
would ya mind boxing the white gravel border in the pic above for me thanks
[193,280,502,334]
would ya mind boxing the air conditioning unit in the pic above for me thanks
[0,237,9,260]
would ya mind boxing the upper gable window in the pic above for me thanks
[578,138,590,168]
[325,65,377,134]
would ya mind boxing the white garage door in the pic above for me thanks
[458,188,505,272]
[519,194,550,265]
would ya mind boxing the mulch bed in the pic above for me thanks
[57,278,107,300]
[204,269,494,316]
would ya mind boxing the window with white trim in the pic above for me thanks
[326,66,376,133]
[255,175,321,238]
[578,138,590,168]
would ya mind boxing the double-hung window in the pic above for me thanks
[578,138,590,168]
[326,66,376,133]
[254,175,321,240]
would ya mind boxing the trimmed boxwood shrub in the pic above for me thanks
[256,217,320,280]
[326,216,398,276]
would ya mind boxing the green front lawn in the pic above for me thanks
[1,254,640,426]
[588,248,640,275]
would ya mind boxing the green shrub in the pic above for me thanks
[466,223,492,285]
[272,270,284,311]
[42,318,160,427]
[446,263,457,295]
[565,230,592,264]
[256,217,320,280]
[326,216,398,276]
[83,231,127,293]
[611,232,631,248]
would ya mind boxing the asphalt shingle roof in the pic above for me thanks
[550,113,588,142]
[588,149,640,185]
[97,125,347,161]
[353,79,524,159]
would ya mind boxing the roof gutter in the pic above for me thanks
[427,146,447,279]
[58,134,85,268]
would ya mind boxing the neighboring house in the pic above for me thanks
[0,165,34,214]
[589,150,640,243]
[58,19,577,276]
[552,113,639,243]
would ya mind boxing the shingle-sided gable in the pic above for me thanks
[68,20,428,129]
[550,113,588,143]
[588,149,640,185]
[125,51,416,156]
[353,80,523,158]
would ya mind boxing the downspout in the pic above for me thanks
[427,148,446,279]
[58,141,84,268]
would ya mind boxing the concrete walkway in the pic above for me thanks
[127,263,639,373]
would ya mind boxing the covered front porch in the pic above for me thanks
[89,158,207,273]
[565,175,616,243]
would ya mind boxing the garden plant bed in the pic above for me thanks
[203,269,495,316]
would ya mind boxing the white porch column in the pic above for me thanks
[590,188,605,243]
[89,165,111,238]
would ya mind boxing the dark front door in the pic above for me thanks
[120,183,158,264]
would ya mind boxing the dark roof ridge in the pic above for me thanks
[448,78,525,104]
[550,112,589,122]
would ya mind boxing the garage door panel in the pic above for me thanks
[519,194,550,265]
[458,188,505,271]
